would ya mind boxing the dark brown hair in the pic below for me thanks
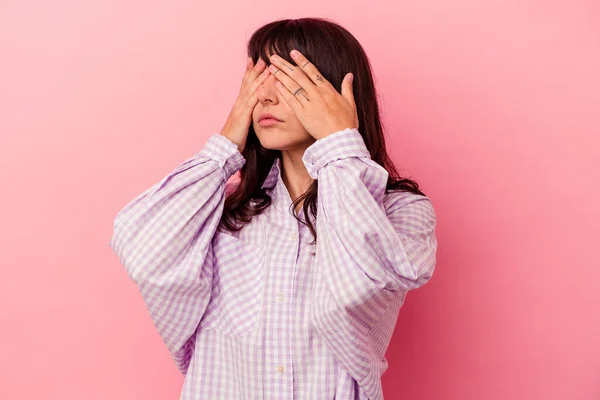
[219,17,425,245]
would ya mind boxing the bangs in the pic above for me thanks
[247,20,307,67]
[245,18,349,90]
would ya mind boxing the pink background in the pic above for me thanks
[1,1,599,399]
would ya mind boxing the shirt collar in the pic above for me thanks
[261,156,282,190]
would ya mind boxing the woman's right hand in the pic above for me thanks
[219,56,271,153]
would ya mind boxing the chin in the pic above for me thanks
[256,133,295,151]
[255,125,314,151]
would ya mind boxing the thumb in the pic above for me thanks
[341,73,355,105]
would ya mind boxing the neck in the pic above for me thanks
[280,145,315,213]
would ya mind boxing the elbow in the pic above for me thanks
[409,249,437,290]
[172,337,196,376]
[393,243,437,292]
[109,221,140,284]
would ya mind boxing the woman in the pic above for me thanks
[110,17,438,400]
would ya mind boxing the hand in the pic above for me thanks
[268,49,359,140]
[220,56,271,153]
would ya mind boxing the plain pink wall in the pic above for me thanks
[1,1,598,399]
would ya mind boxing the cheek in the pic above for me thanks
[278,93,298,113]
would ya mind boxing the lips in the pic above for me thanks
[258,113,283,122]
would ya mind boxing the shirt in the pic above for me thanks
[109,127,438,400]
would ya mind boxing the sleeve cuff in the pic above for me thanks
[196,134,246,182]
[302,127,371,179]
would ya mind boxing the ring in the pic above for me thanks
[293,87,310,101]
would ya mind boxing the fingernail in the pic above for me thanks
[348,73,353,82]
[291,50,299,58]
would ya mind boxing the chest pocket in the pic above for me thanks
[206,231,266,338]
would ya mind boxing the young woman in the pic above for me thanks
[110,17,438,400]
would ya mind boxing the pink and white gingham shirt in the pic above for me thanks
[109,127,438,399]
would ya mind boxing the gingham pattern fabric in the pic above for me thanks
[109,127,438,399]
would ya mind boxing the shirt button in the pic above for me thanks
[277,292,284,302]
[291,233,297,240]
[277,364,285,373]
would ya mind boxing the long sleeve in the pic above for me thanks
[302,128,438,400]
[109,133,245,374]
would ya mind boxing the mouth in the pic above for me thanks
[258,112,284,127]
[258,118,283,127]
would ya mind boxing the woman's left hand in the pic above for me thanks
[268,50,359,140]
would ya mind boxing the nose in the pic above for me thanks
[256,73,280,104]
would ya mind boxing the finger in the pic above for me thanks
[289,50,333,90]
[269,53,317,97]
[245,57,267,84]
[275,80,303,110]
[247,67,271,97]
[268,64,306,102]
